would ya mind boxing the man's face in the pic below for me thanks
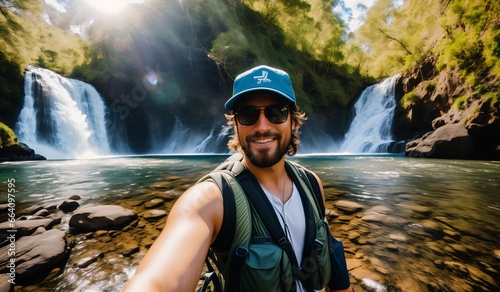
[234,91,293,168]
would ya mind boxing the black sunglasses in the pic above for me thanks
[234,104,290,126]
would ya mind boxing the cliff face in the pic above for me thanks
[393,55,500,160]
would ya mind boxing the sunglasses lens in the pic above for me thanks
[236,107,260,126]
[236,105,289,126]
[265,105,289,124]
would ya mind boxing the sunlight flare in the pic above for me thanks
[85,0,130,15]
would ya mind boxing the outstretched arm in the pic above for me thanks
[123,181,223,291]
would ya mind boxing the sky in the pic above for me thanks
[334,0,377,32]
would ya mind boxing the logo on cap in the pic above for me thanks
[253,71,271,84]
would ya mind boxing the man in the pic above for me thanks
[124,65,353,292]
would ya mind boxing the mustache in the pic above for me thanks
[246,131,281,141]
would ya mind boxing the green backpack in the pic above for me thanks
[197,156,331,292]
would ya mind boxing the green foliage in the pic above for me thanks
[0,122,17,148]
[453,95,468,110]
[363,0,446,76]
[5,0,498,125]
[211,29,252,71]
[400,91,418,109]
[348,0,499,82]
[482,91,499,110]
[0,50,23,124]
[425,81,436,92]
[0,0,86,75]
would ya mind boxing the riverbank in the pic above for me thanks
[0,156,498,291]
[1,173,498,291]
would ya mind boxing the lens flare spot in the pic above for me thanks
[84,0,129,15]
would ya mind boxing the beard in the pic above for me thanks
[242,131,289,168]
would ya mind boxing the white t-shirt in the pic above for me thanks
[261,183,310,291]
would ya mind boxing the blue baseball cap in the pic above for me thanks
[225,65,296,109]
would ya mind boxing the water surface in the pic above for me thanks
[0,155,498,291]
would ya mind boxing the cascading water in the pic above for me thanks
[15,67,111,159]
[160,117,230,154]
[340,74,400,153]
[14,67,401,158]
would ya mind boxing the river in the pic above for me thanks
[0,155,499,291]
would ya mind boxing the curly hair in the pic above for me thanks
[225,104,307,156]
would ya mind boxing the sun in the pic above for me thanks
[85,0,130,15]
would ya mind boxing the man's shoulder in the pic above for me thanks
[190,179,221,194]
[180,180,223,210]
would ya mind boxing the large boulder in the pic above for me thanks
[0,142,46,162]
[405,123,474,158]
[0,218,61,237]
[0,229,68,285]
[69,205,138,232]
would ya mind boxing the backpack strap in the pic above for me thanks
[291,162,325,218]
[198,159,252,291]
[235,167,303,290]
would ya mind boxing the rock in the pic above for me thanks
[369,257,389,275]
[361,213,386,223]
[0,274,11,291]
[426,241,444,255]
[0,142,46,162]
[443,228,461,240]
[33,208,50,217]
[494,250,500,260]
[347,231,361,242]
[386,243,398,252]
[58,200,80,213]
[68,195,81,200]
[142,236,157,248]
[117,240,140,257]
[421,220,443,238]
[75,250,104,268]
[144,198,164,209]
[388,233,408,242]
[447,243,469,257]
[69,205,138,232]
[346,258,363,270]
[361,211,409,227]
[349,266,384,284]
[443,261,469,277]
[325,208,339,219]
[26,204,45,215]
[367,205,392,215]
[45,204,58,212]
[395,203,432,218]
[0,218,60,237]
[335,200,363,214]
[405,123,474,158]
[0,229,67,282]
[151,181,173,190]
[142,209,167,221]
[467,265,497,290]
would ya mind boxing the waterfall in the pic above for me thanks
[15,67,111,159]
[340,74,400,153]
[161,117,229,154]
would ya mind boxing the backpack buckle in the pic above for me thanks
[235,245,249,257]
[278,237,288,249]
[314,239,324,258]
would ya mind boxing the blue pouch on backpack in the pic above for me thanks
[327,232,351,290]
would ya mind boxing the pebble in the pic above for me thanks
[142,209,167,220]
[144,198,164,209]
